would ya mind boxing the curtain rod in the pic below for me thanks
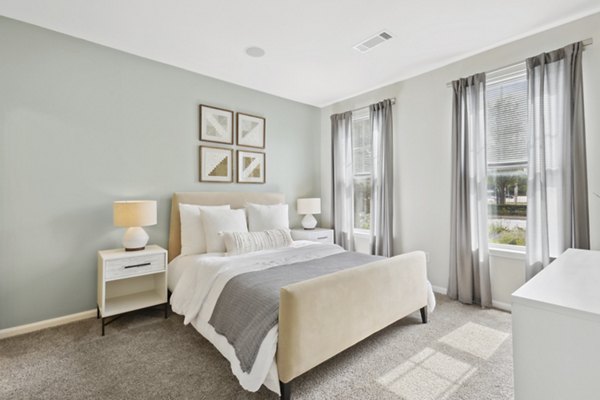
[445,38,593,88]
[346,97,396,113]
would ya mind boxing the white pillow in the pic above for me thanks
[201,209,248,253]
[179,203,230,255]
[222,229,293,256]
[245,203,289,232]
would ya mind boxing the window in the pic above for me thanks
[486,64,528,246]
[352,108,372,231]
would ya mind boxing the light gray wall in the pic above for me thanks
[320,12,600,299]
[0,17,321,330]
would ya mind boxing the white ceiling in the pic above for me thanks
[1,0,600,107]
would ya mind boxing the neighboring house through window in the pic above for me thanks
[352,108,372,232]
[486,63,528,247]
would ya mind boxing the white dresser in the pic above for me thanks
[512,248,600,400]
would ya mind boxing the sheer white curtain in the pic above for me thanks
[370,99,394,257]
[331,112,355,251]
[448,73,492,307]
[526,42,589,280]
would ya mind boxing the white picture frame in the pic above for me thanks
[200,105,234,144]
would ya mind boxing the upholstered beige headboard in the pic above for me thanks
[168,192,285,262]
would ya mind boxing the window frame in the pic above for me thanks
[351,107,372,234]
[485,63,528,253]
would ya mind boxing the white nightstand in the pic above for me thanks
[97,245,168,336]
[290,228,334,244]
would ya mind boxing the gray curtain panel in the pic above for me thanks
[370,99,394,257]
[448,73,492,307]
[331,112,355,251]
[525,41,589,280]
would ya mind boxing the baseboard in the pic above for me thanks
[431,285,448,295]
[0,309,96,340]
[492,300,512,312]
[433,285,512,312]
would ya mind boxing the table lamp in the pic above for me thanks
[297,198,321,230]
[113,200,157,251]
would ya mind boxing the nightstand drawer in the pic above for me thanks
[312,233,333,243]
[105,253,165,280]
[291,228,334,244]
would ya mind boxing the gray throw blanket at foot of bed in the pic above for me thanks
[208,251,383,373]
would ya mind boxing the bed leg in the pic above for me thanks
[420,306,428,324]
[280,380,291,400]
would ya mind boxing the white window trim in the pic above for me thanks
[352,107,369,121]
[352,107,372,232]
[489,243,525,259]
[486,63,528,254]
[353,228,370,237]
[486,61,526,86]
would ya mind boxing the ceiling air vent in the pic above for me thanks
[353,31,393,53]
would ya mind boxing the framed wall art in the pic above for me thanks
[237,150,265,184]
[236,112,265,148]
[199,105,234,144]
[200,146,233,183]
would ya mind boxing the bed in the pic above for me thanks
[167,192,434,399]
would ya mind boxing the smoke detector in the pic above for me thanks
[353,30,393,53]
[246,46,266,58]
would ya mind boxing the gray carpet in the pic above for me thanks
[0,295,513,399]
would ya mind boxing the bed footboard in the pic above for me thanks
[277,251,428,387]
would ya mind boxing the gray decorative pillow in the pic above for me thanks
[221,229,293,256]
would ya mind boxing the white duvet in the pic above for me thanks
[169,241,436,395]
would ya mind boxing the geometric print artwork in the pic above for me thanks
[197,105,267,184]
[236,113,265,148]
[206,115,229,138]
[244,156,261,177]
[210,156,228,176]
[237,150,265,183]
[200,146,233,182]
[241,120,259,138]
[200,105,234,144]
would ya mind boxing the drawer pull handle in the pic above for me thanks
[124,262,151,269]
[317,236,328,240]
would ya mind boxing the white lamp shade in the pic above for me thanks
[297,198,321,215]
[113,200,157,227]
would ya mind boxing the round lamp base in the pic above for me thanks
[301,214,317,230]
[122,227,149,251]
